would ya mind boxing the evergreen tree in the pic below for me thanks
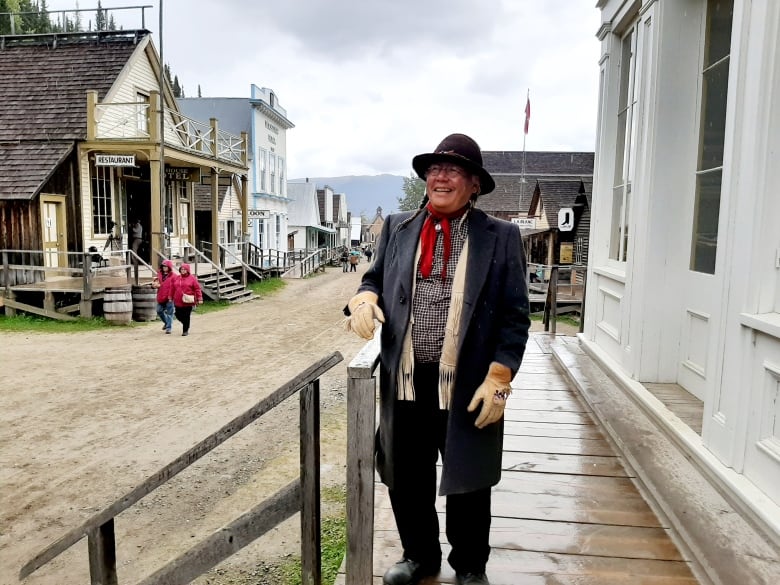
[107,14,116,30]
[172,75,181,98]
[197,84,202,98]
[95,0,106,31]
[397,172,426,211]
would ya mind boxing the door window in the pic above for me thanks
[690,0,733,274]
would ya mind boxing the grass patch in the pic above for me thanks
[248,277,286,296]
[0,314,116,332]
[530,313,581,327]
[277,485,347,585]
[194,299,232,314]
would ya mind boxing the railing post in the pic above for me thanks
[300,380,321,585]
[149,91,160,143]
[549,265,559,335]
[86,90,98,141]
[346,336,380,585]
[4,250,10,293]
[579,269,587,333]
[87,519,118,585]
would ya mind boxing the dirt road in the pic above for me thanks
[0,263,369,585]
[0,261,573,585]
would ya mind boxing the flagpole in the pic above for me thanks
[521,89,529,185]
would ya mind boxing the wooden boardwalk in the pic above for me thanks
[338,333,700,584]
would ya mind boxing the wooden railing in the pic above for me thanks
[87,94,247,168]
[345,333,382,584]
[526,263,587,335]
[20,352,344,585]
[284,248,329,279]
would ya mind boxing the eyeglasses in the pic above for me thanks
[426,164,467,179]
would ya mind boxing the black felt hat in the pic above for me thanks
[412,133,495,195]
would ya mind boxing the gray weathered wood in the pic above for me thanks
[300,381,322,585]
[346,337,380,585]
[1,297,77,321]
[135,481,302,585]
[19,351,343,580]
[87,519,117,585]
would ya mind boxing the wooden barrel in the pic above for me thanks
[103,287,132,325]
[132,285,157,322]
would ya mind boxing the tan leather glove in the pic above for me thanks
[467,362,513,429]
[345,291,385,340]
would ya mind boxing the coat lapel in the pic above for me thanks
[389,211,426,301]
[458,210,496,355]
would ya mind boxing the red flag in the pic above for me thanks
[524,95,531,134]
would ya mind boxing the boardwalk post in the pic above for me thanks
[346,334,381,585]
[300,380,322,585]
[549,265,559,335]
[87,519,118,585]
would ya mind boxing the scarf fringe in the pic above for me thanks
[397,239,470,411]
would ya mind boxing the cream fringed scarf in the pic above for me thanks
[397,238,470,410]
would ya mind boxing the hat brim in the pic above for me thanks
[412,152,495,195]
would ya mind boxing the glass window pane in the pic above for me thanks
[705,0,734,67]
[610,186,624,260]
[691,170,722,274]
[699,61,729,170]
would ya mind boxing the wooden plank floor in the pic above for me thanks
[338,333,700,584]
[642,383,704,434]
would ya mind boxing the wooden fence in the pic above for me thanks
[19,352,343,585]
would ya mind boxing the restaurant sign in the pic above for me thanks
[96,154,135,167]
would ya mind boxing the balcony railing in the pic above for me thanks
[87,90,247,168]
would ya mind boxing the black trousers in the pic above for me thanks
[388,361,491,574]
[174,305,193,333]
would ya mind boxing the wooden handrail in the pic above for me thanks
[20,351,343,583]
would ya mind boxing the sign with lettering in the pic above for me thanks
[558,208,574,232]
[165,167,200,181]
[96,154,135,167]
[248,209,270,218]
[512,217,537,229]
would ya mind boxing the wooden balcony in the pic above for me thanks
[86,90,248,168]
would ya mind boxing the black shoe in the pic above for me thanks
[382,558,440,585]
[456,572,489,585]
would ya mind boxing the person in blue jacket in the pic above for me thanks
[344,134,531,585]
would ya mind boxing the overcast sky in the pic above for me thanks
[45,1,601,178]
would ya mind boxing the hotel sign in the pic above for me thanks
[96,154,135,167]
[165,166,200,181]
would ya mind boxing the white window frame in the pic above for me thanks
[689,0,733,275]
[609,23,641,263]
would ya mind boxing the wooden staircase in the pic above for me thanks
[199,271,254,303]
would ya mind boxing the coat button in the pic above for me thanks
[399,296,406,304]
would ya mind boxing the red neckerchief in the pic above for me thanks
[419,202,469,279]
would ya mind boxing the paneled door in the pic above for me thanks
[40,195,67,268]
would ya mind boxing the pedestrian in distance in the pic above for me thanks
[365,247,373,263]
[152,259,176,334]
[130,218,143,259]
[343,133,531,585]
[349,249,360,272]
[172,263,203,337]
[341,248,350,273]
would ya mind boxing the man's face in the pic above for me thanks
[425,163,479,214]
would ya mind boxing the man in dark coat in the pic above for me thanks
[344,134,530,585]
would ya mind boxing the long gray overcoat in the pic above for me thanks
[357,207,531,495]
